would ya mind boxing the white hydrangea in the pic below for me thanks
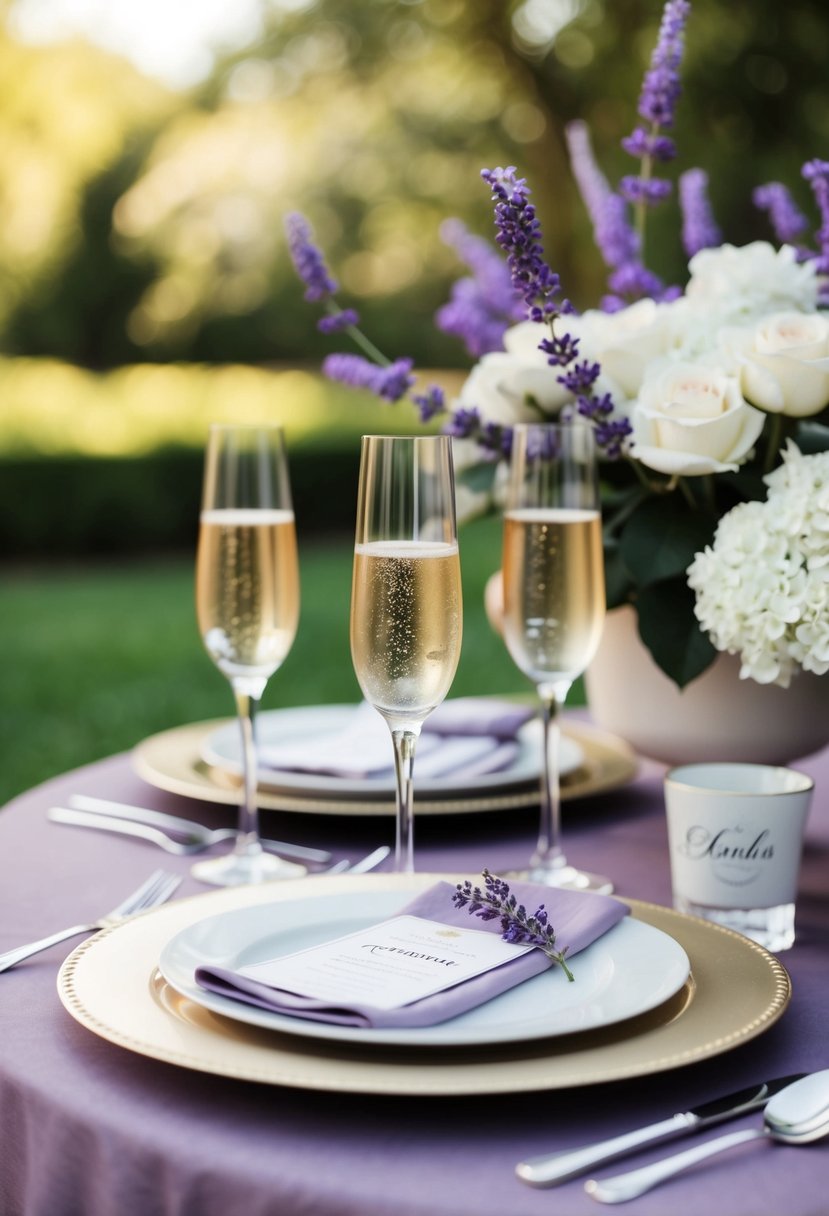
[688,442,829,687]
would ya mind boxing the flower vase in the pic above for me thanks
[585,605,829,766]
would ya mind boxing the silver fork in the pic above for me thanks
[0,869,181,973]
[48,809,389,876]
[60,795,332,864]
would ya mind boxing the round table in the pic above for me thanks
[1,719,827,1216]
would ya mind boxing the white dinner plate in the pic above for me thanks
[158,887,690,1049]
[200,703,583,800]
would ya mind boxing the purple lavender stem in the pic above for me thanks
[635,0,692,129]
[753,182,809,245]
[480,167,566,323]
[436,219,524,357]
[284,212,338,302]
[566,121,640,271]
[802,160,829,301]
[679,168,722,256]
[322,353,414,403]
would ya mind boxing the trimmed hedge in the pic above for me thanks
[1,445,362,558]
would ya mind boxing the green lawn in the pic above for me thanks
[1,514,544,806]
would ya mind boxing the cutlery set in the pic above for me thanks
[518,1072,829,1203]
[48,794,389,875]
[0,797,389,974]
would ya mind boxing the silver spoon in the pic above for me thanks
[586,1070,829,1204]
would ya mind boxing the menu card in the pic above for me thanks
[237,914,534,1012]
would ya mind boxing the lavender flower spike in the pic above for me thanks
[753,182,809,246]
[322,353,415,403]
[412,384,447,422]
[566,121,640,271]
[803,160,829,295]
[318,308,360,335]
[621,0,691,221]
[436,219,523,358]
[679,168,722,257]
[284,213,338,302]
[481,167,568,323]
[636,0,691,129]
[453,869,574,981]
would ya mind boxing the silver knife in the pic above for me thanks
[516,1074,805,1188]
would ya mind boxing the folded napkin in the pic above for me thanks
[257,698,540,782]
[195,879,629,1030]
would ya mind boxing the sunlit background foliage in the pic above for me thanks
[1,0,827,802]
[1,0,827,390]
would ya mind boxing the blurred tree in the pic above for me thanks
[4,135,163,364]
[0,0,827,369]
[0,17,175,356]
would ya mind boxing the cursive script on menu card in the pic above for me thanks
[236,915,534,1012]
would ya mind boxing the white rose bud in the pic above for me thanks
[739,311,829,417]
[456,340,571,426]
[632,361,765,476]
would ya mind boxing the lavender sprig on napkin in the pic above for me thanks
[453,869,575,981]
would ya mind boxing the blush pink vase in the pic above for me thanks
[585,606,829,766]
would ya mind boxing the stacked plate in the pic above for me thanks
[132,701,639,816]
[58,873,792,1095]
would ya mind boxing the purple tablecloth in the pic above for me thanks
[1,718,827,1216]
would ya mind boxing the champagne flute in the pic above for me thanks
[502,421,611,891]
[350,435,463,872]
[193,423,304,886]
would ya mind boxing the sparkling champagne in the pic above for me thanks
[196,508,299,682]
[351,540,462,719]
[502,507,604,685]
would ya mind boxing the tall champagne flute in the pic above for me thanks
[194,424,304,887]
[350,435,463,872]
[502,422,611,891]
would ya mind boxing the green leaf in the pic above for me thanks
[603,538,634,610]
[620,495,716,589]
[796,420,829,454]
[457,461,498,494]
[636,577,717,689]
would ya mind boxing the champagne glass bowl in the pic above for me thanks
[194,423,303,887]
[501,422,611,892]
[349,435,463,872]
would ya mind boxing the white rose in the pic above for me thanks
[632,360,766,476]
[565,299,676,399]
[506,317,626,411]
[736,311,829,417]
[456,338,570,426]
[502,319,551,360]
[685,241,819,320]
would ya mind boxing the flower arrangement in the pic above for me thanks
[286,0,829,690]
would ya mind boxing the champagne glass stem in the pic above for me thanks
[390,727,419,874]
[232,684,264,859]
[531,681,571,874]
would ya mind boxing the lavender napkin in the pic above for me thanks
[195,880,629,1029]
[256,698,557,783]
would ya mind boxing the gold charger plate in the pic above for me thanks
[131,716,637,815]
[57,873,791,1096]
